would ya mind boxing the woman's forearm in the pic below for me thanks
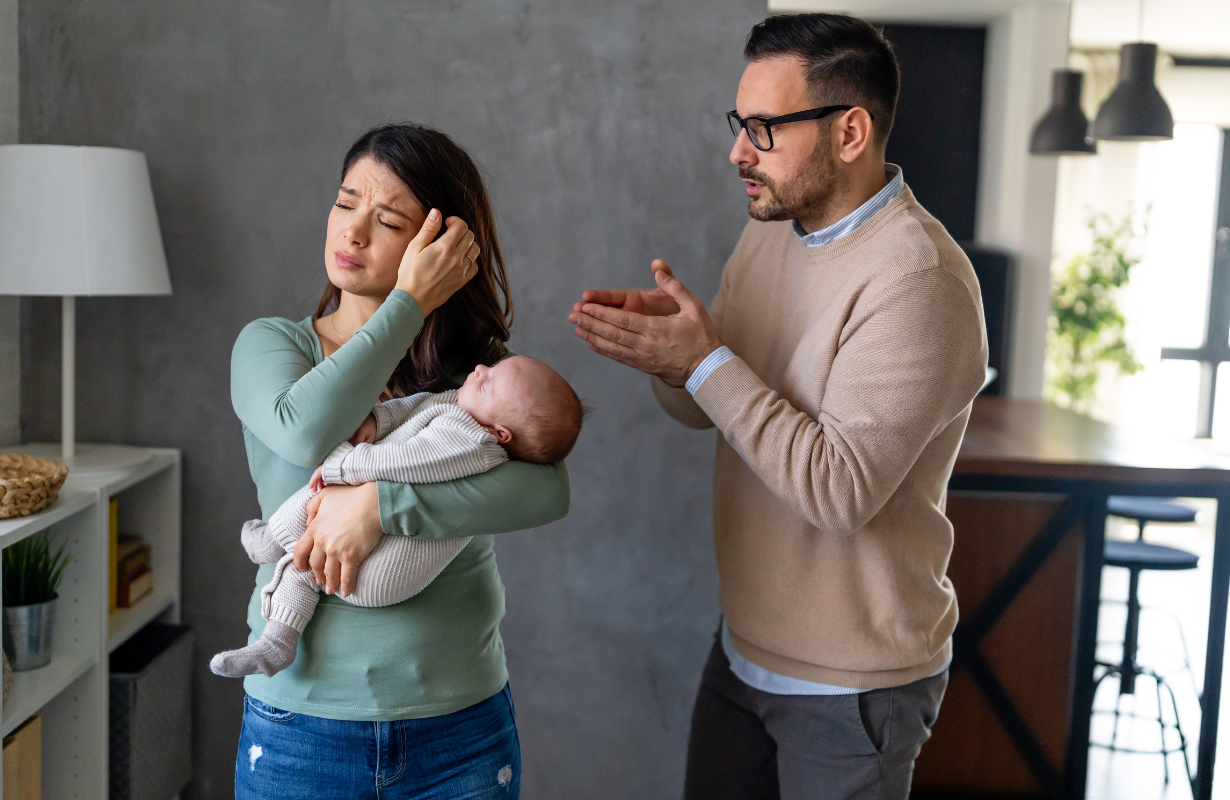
[378,460,570,540]
[231,291,425,467]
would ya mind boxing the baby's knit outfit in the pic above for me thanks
[210,390,508,678]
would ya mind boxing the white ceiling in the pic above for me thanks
[766,0,1067,25]
[767,0,1230,57]
[1071,0,1230,57]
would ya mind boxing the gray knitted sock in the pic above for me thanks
[241,520,285,564]
[209,621,300,678]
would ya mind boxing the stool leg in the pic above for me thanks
[1160,676,1197,793]
[1110,684,1125,749]
[1153,673,1171,784]
[1120,567,1141,695]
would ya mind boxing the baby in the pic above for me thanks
[211,355,584,678]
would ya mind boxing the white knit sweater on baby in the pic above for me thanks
[258,390,508,631]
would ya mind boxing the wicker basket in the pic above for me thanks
[0,453,70,519]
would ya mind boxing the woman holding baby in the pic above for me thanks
[229,123,566,799]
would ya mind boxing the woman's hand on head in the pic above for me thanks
[294,482,383,598]
[395,208,481,316]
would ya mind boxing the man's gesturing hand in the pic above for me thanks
[573,262,681,318]
[569,260,722,387]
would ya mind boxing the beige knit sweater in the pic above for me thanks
[654,187,988,689]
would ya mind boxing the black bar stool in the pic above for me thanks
[1092,496,1199,787]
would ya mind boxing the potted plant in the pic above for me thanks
[2,531,69,670]
[1044,211,1145,414]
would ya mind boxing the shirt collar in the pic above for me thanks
[792,164,904,247]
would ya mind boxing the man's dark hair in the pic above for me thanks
[744,14,900,148]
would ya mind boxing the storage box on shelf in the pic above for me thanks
[0,445,181,799]
[109,624,193,800]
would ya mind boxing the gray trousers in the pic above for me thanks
[684,632,947,800]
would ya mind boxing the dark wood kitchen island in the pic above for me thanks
[912,397,1230,800]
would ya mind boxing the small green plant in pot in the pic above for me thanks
[2,530,69,670]
[1044,211,1145,415]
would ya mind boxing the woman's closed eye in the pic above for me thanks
[334,199,399,230]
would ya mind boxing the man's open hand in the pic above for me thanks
[569,260,722,387]
[573,263,681,318]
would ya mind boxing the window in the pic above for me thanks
[1053,124,1226,439]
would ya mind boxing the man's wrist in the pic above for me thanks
[685,346,736,395]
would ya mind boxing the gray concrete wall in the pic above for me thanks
[0,0,18,446]
[19,1,761,796]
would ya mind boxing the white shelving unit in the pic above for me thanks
[0,444,181,799]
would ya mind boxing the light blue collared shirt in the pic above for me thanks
[791,162,904,247]
[692,165,948,695]
[685,165,905,396]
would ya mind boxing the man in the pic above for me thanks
[568,13,988,800]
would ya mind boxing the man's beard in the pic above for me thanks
[741,140,840,224]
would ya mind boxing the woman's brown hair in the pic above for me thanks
[316,123,514,396]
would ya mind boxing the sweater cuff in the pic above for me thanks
[321,441,355,485]
[691,355,769,432]
[385,289,425,321]
[377,481,401,536]
[686,346,736,394]
[371,403,398,441]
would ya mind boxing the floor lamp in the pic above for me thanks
[0,145,172,468]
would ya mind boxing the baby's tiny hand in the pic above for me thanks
[350,413,378,446]
[309,466,325,493]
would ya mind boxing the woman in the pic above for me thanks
[230,123,568,799]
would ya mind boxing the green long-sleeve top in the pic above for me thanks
[231,289,569,720]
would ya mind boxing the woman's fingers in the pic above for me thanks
[435,216,470,248]
[305,492,322,525]
[435,226,475,266]
[403,209,442,258]
[292,533,314,573]
[294,482,383,597]
[339,561,359,599]
[397,214,481,314]
[323,552,342,595]
[309,541,327,587]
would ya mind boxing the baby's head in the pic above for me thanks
[457,356,585,464]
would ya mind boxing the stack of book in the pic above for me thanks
[108,498,155,611]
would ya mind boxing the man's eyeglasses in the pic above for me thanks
[726,105,872,152]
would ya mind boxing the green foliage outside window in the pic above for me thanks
[1044,212,1145,413]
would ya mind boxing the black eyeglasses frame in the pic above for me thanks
[726,105,874,152]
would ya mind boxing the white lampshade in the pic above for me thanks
[0,144,171,468]
[0,144,171,296]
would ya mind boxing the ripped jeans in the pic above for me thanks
[234,684,520,799]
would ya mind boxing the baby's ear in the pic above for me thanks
[493,425,513,445]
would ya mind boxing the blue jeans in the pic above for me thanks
[234,685,520,799]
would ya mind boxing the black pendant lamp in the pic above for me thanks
[1030,69,1097,155]
[1093,42,1174,141]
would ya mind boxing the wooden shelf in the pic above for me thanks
[1,646,96,737]
[0,487,97,549]
[107,583,175,653]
